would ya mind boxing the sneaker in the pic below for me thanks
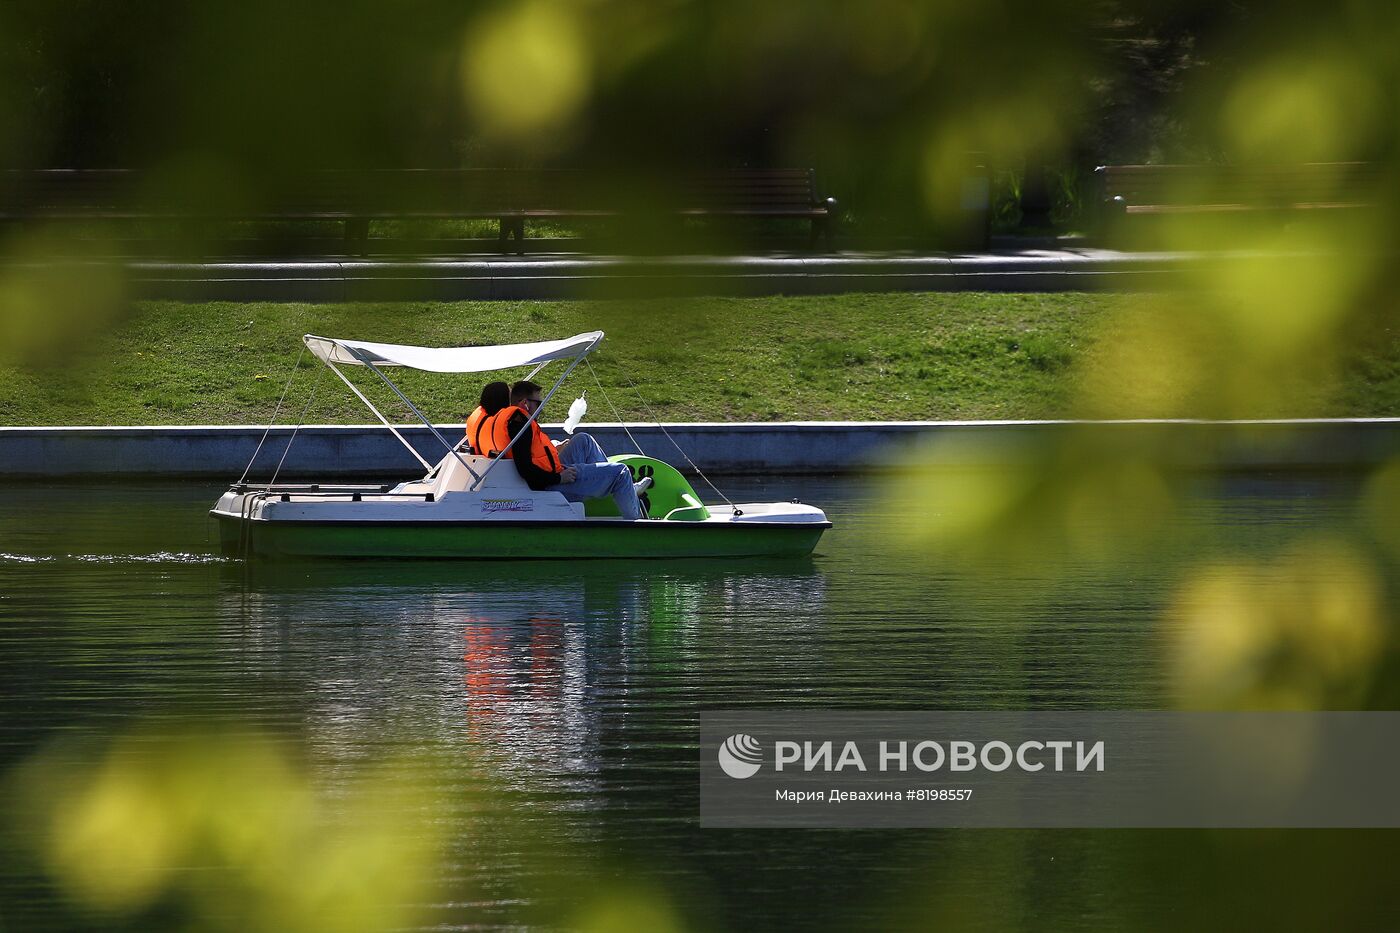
[633,476,653,495]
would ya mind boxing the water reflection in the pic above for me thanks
[216,557,828,786]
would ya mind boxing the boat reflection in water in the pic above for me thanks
[217,558,828,783]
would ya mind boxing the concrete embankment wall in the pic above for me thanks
[2,420,1399,480]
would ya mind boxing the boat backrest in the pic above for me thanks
[432,452,531,495]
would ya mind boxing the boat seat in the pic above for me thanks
[432,451,532,495]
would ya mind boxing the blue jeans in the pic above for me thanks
[554,432,642,520]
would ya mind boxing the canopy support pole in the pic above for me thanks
[354,352,481,483]
[470,351,591,491]
[324,360,434,472]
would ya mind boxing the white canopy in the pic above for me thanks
[303,331,604,373]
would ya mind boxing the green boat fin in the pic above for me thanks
[584,455,711,521]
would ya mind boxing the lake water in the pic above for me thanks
[1,473,1396,930]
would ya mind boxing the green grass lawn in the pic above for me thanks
[1,292,1396,425]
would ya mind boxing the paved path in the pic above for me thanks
[127,248,1223,301]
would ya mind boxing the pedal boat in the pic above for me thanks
[211,331,830,559]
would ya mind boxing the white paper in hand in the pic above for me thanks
[564,393,588,435]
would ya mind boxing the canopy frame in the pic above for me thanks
[319,359,433,471]
[300,331,604,481]
[348,347,481,483]
[303,331,604,373]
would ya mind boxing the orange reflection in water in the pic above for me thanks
[460,616,586,776]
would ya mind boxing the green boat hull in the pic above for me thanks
[216,515,828,560]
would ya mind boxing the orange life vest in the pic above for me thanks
[486,405,562,474]
[465,406,491,454]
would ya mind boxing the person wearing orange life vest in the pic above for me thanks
[465,381,510,453]
[486,380,648,519]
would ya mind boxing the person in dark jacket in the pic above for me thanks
[494,380,646,519]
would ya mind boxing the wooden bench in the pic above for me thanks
[0,168,838,255]
[1094,163,1382,236]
